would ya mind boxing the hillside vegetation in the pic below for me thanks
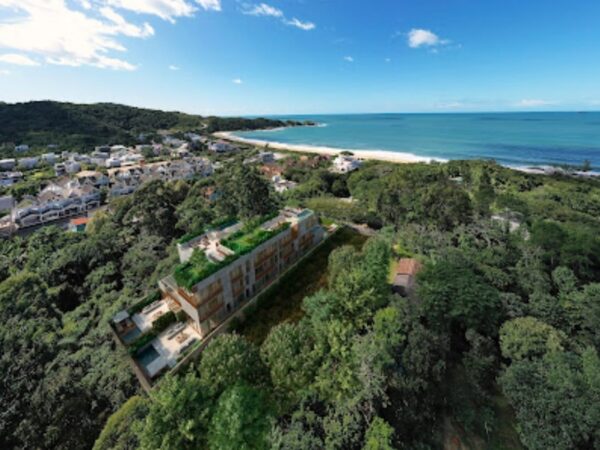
[0,101,297,152]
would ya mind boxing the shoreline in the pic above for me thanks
[214,131,600,177]
[213,131,442,164]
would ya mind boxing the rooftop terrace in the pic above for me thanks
[173,208,311,290]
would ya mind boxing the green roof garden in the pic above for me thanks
[172,213,292,290]
[174,250,239,290]
[221,221,290,256]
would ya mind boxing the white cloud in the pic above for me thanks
[169,64,180,70]
[284,18,315,31]
[100,7,154,37]
[232,78,243,84]
[0,53,40,66]
[243,3,283,18]
[106,0,220,22]
[343,56,354,62]
[517,99,554,108]
[242,3,315,31]
[196,0,221,11]
[0,0,221,71]
[407,28,449,48]
[0,69,10,75]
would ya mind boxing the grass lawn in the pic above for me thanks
[234,226,368,344]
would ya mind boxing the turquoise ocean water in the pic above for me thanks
[235,112,600,170]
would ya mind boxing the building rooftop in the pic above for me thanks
[394,258,422,276]
[174,208,313,290]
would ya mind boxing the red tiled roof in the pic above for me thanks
[395,258,422,276]
[70,217,90,226]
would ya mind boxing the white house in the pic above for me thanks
[332,155,362,173]
[0,159,16,171]
[41,153,58,165]
[12,179,101,228]
[0,172,23,186]
[18,157,39,170]
[272,175,297,193]
[15,144,29,152]
[65,161,82,174]
[208,141,238,153]
[106,157,121,168]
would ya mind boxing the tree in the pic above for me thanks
[499,317,565,362]
[208,383,273,450]
[499,349,600,450]
[93,396,148,450]
[417,261,501,335]
[199,334,267,397]
[530,220,566,268]
[138,372,213,450]
[363,417,395,450]
[260,322,321,403]
[124,180,185,239]
[216,164,277,220]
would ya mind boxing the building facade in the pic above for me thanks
[159,208,323,338]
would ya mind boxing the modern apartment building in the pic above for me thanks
[158,208,324,339]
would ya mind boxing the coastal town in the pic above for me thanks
[0,132,365,237]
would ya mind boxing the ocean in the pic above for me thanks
[234,112,600,170]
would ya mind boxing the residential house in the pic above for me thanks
[0,159,16,171]
[65,161,82,174]
[69,216,90,233]
[392,258,423,296]
[15,144,29,152]
[208,141,238,153]
[12,179,101,228]
[106,157,121,168]
[0,171,24,186]
[332,154,362,173]
[18,157,39,170]
[76,170,110,188]
[272,175,297,193]
[41,153,58,165]
[0,195,14,212]
[54,163,66,177]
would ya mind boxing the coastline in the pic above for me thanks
[213,131,442,164]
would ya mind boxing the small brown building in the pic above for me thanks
[392,258,422,296]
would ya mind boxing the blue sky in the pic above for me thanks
[1,0,599,115]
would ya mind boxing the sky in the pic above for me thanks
[0,0,599,116]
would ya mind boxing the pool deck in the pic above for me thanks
[138,322,202,378]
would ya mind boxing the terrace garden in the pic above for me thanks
[221,221,290,256]
[173,213,290,289]
[174,250,239,290]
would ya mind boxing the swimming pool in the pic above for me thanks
[136,345,160,368]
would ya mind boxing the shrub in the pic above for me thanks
[152,311,177,334]
[128,332,157,355]
[127,290,161,315]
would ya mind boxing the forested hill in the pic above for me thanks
[0,101,299,151]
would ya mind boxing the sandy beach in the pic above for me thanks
[213,131,442,164]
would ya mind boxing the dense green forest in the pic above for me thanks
[1,152,599,449]
[0,101,299,152]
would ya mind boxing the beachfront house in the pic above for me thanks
[332,154,363,173]
[208,141,238,153]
